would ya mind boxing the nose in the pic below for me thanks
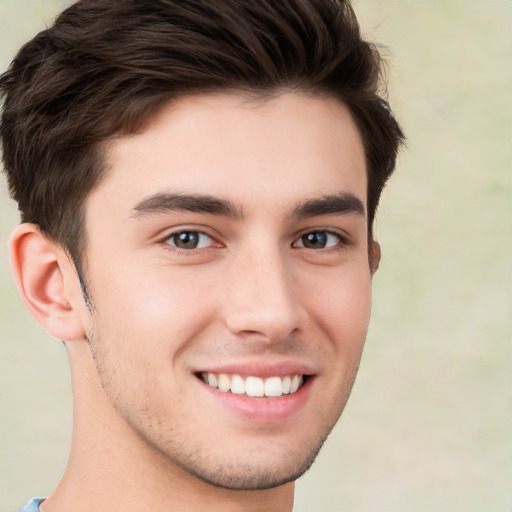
[222,247,307,343]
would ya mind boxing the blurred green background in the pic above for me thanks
[0,1,510,511]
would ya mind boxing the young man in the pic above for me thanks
[1,0,403,510]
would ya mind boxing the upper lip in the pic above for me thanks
[194,361,317,378]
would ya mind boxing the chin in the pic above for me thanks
[183,451,320,491]
[164,425,334,491]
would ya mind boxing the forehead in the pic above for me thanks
[89,92,367,219]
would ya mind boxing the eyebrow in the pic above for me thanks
[293,193,365,219]
[130,192,244,219]
[129,191,365,220]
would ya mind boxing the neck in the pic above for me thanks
[42,342,294,512]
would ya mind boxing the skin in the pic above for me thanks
[10,92,379,512]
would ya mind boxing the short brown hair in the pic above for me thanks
[0,0,404,270]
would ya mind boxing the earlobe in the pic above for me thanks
[370,239,381,275]
[9,223,86,341]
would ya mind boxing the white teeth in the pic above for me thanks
[245,376,265,397]
[201,372,305,397]
[207,373,218,388]
[218,373,231,392]
[290,374,302,393]
[264,376,283,397]
[231,374,245,395]
[282,376,291,394]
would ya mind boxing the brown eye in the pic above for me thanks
[166,231,212,250]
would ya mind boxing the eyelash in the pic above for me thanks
[292,230,349,250]
[163,230,218,251]
[161,228,350,253]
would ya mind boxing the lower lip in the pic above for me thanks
[199,377,313,423]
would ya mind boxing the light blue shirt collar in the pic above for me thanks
[19,498,45,512]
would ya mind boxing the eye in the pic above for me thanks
[294,230,344,249]
[165,230,214,250]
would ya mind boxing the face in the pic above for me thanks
[80,92,372,490]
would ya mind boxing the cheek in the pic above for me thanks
[310,265,372,383]
[88,260,222,360]
[302,264,372,352]
[85,265,222,415]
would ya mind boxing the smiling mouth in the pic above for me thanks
[198,372,307,398]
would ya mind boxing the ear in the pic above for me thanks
[370,239,381,275]
[9,223,86,342]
